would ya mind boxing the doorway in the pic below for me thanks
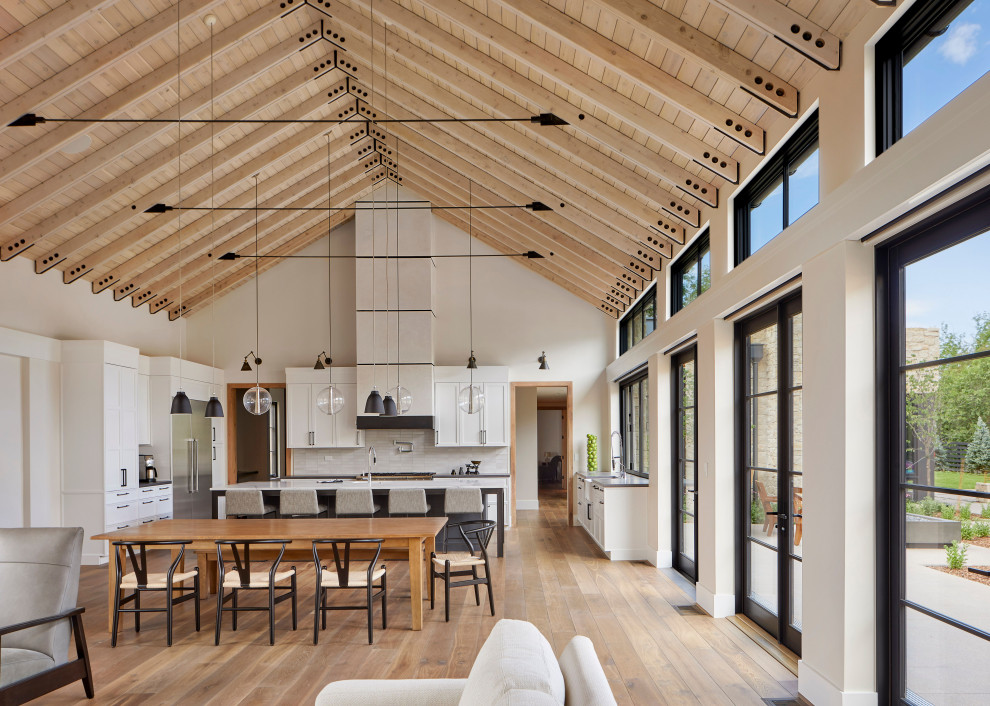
[736,294,803,655]
[672,346,698,582]
[510,382,573,526]
[225,384,287,484]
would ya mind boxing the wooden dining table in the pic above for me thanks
[92,517,447,633]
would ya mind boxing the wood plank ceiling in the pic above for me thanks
[0,0,867,320]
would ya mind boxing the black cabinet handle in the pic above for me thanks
[587,504,591,521]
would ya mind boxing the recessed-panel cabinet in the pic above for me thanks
[286,369,363,448]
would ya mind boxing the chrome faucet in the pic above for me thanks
[367,446,377,485]
[610,431,626,479]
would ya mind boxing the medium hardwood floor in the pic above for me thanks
[44,488,797,705]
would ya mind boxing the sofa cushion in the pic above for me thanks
[558,636,616,706]
[459,619,565,706]
[0,648,55,687]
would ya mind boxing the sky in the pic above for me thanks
[905,229,990,342]
[903,0,990,134]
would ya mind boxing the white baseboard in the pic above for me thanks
[798,661,878,706]
[516,500,539,511]
[647,549,672,568]
[607,548,651,561]
[696,584,735,618]
[81,552,108,566]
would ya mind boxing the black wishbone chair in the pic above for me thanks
[430,520,496,622]
[111,540,200,647]
[214,540,297,646]
[312,539,387,645]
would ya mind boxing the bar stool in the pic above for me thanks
[442,487,484,547]
[334,488,380,518]
[387,488,431,517]
[278,489,328,518]
[224,489,277,519]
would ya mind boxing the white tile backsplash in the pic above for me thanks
[290,429,508,476]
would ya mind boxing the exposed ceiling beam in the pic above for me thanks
[395,0,740,182]
[587,0,799,115]
[493,0,765,153]
[0,0,120,74]
[707,0,841,69]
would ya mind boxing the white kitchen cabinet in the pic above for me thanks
[433,377,509,447]
[61,341,142,563]
[576,475,648,561]
[286,369,363,448]
[137,372,151,446]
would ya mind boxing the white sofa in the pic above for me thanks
[316,619,616,705]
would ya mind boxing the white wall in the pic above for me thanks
[537,410,562,461]
[515,387,538,510]
[0,354,25,527]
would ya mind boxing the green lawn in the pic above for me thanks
[932,471,989,491]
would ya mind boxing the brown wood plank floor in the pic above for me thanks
[43,488,798,704]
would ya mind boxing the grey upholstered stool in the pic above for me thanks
[224,489,276,518]
[334,488,381,517]
[278,489,328,518]
[387,488,431,517]
[443,488,484,515]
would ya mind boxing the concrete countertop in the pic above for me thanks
[216,476,510,491]
[576,472,649,488]
[139,479,172,487]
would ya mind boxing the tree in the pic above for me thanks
[966,416,990,473]
[936,314,990,447]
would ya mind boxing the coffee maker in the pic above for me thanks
[139,453,158,482]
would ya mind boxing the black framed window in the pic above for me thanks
[671,229,711,315]
[619,284,657,355]
[620,372,649,477]
[876,0,990,155]
[672,346,698,581]
[877,187,990,704]
[734,111,819,265]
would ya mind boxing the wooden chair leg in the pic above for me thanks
[231,589,238,631]
[313,587,322,645]
[166,586,173,647]
[134,590,141,633]
[366,582,374,644]
[322,590,327,629]
[290,572,298,631]
[71,613,95,699]
[472,566,481,605]
[111,585,121,648]
[194,576,201,632]
[444,562,451,623]
[381,571,387,629]
[214,589,224,646]
[486,566,495,616]
[268,586,276,646]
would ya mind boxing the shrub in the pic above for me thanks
[941,504,957,519]
[905,501,922,515]
[751,499,765,524]
[961,522,975,540]
[919,496,939,516]
[982,504,990,519]
[945,540,968,570]
[959,504,972,521]
[974,522,990,538]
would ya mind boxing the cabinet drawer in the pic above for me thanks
[105,501,139,525]
[106,520,136,532]
[137,497,158,519]
[156,497,173,515]
[106,488,138,502]
[138,486,167,500]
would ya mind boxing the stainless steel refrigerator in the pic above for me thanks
[171,400,213,519]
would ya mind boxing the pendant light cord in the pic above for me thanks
[369,0,376,391]
[175,0,183,391]
[327,134,333,389]
[395,136,401,391]
[468,179,473,392]
[383,20,390,394]
[209,18,216,397]
[254,174,260,389]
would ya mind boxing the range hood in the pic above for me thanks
[356,415,435,430]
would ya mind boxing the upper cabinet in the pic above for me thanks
[285,368,363,449]
[434,368,509,447]
[137,356,151,446]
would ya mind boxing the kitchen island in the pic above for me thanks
[212,475,508,557]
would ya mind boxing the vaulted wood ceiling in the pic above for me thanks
[0,0,868,320]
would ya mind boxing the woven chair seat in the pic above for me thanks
[222,569,295,588]
[120,570,198,589]
[320,567,386,587]
[432,552,485,568]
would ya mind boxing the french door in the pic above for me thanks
[737,294,803,654]
[672,347,698,581]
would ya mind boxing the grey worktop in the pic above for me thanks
[576,472,649,488]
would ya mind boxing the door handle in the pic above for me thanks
[193,440,199,492]
[187,440,195,493]
[121,468,127,487]
[213,446,217,462]
[587,504,591,521]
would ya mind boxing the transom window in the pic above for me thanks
[671,229,711,315]
[619,372,649,477]
[618,284,657,355]
[876,0,990,154]
[734,111,819,265]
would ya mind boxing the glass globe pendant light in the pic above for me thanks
[244,174,272,416]
[318,138,345,417]
[459,180,484,415]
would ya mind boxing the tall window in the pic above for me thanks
[876,0,990,154]
[672,347,698,581]
[620,372,649,477]
[671,230,711,315]
[734,112,819,265]
[878,195,990,704]
[619,285,657,355]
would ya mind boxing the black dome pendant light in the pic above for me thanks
[170,1,190,416]
[204,13,224,419]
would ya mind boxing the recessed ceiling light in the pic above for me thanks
[204,13,218,26]
[61,134,92,154]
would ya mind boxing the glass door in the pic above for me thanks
[672,347,698,581]
[880,215,990,704]
[737,294,802,653]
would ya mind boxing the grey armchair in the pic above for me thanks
[0,527,94,704]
